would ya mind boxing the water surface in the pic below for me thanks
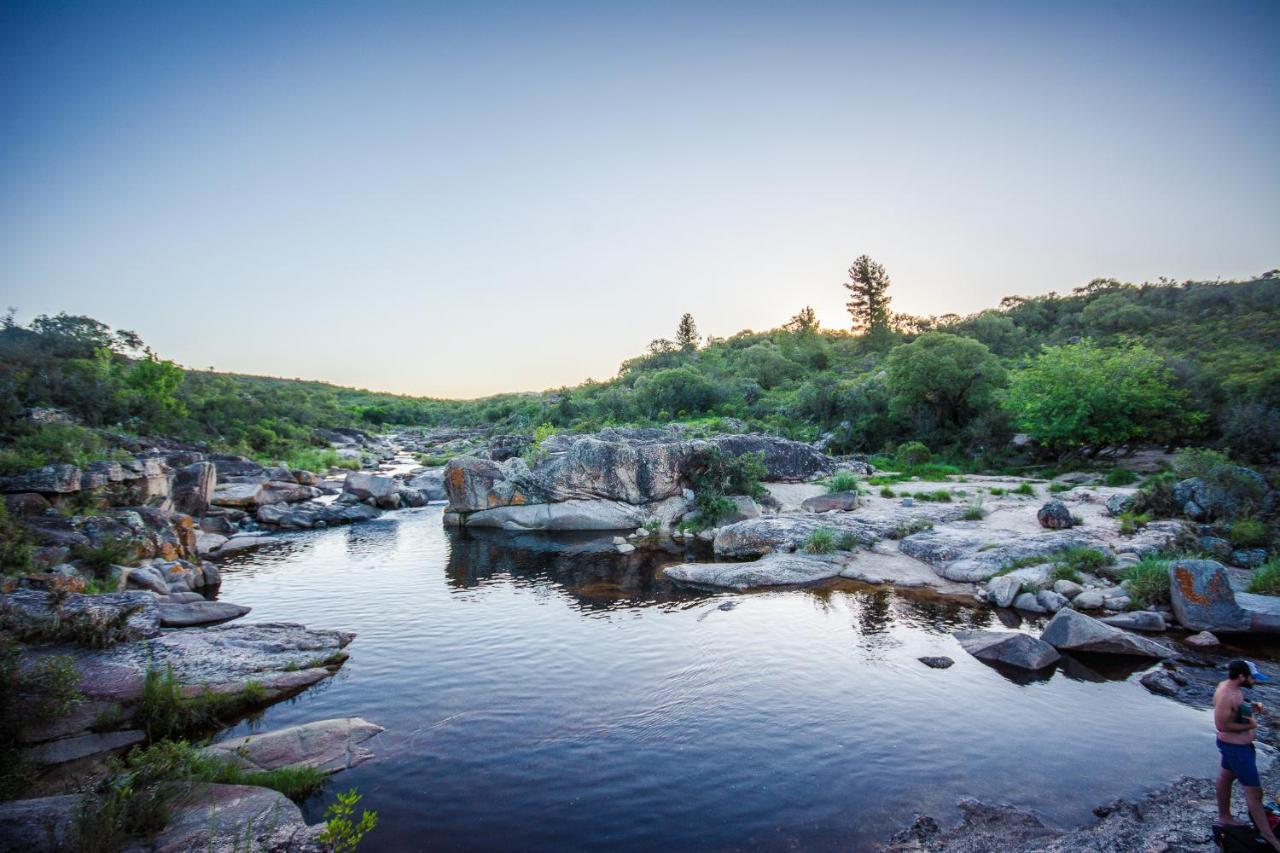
[215,506,1214,851]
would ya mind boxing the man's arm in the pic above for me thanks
[1216,695,1258,733]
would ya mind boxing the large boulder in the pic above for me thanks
[899,529,1098,583]
[1099,611,1167,632]
[664,552,844,590]
[713,515,878,558]
[172,461,216,516]
[1040,608,1174,657]
[208,454,266,479]
[0,464,81,494]
[0,794,83,852]
[1172,469,1273,521]
[457,499,651,531]
[343,472,399,507]
[1167,559,1252,633]
[800,492,859,513]
[146,784,324,853]
[406,468,447,501]
[954,631,1061,670]
[0,589,161,642]
[986,574,1022,608]
[708,434,837,482]
[1037,500,1074,529]
[200,717,383,774]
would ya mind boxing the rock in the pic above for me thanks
[157,601,251,627]
[1103,594,1132,611]
[664,552,844,590]
[1036,590,1070,612]
[709,433,839,481]
[1072,590,1106,610]
[0,589,160,641]
[172,461,216,516]
[616,543,636,554]
[0,794,83,852]
[210,481,264,508]
[0,463,81,494]
[343,471,399,507]
[1196,535,1233,560]
[712,515,877,558]
[1105,493,1135,517]
[200,515,237,536]
[1140,669,1182,696]
[800,492,860,513]
[21,729,145,766]
[196,532,228,555]
[4,492,52,517]
[1172,469,1272,521]
[208,454,266,479]
[1037,500,1074,529]
[257,480,320,506]
[452,499,650,531]
[918,656,955,669]
[200,718,383,774]
[405,468,447,501]
[987,574,1022,608]
[1012,592,1046,613]
[954,630,1061,670]
[722,495,763,523]
[157,591,206,604]
[1099,611,1166,631]
[124,564,167,594]
[1053,579,1084,598]
[1234,549,1269,569]
[1041,608,1174,657]
[488,434,532,462]
[1185,630,1220,648]
[611,536,626,545]
[900,529,1099,582]
[146,784,323,853]
[1167,559,1252,633]
[214,534,282,554]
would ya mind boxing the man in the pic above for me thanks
[1215,658,1280,850]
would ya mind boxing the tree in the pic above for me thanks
[675,314,700,351]
[885,332,1006,437]
[844,255,892,345]
[633,365,719,418]
[1002,340,1198,456]
[784,306,818,333]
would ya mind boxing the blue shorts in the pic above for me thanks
[1218,739,1261,787]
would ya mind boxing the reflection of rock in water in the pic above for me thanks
[443,528,712,610]
[1056,652,1153,684]
[344,516,401,552]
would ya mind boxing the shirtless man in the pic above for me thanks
[1215,658,1280,849]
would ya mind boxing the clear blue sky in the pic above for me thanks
[1,0,1276,397]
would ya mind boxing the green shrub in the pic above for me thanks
[1132,470,1179,518]
[1247,559,1280,596]
[136,665,267,741]
[803,528,836,554]
[0,424,122,475]
[912,490,952,503]
[416,453,453,467]
[72,538,137,573]
[879,486,896,498]
[689,447,766,527]
[1050,564,1083,584]
[824,471,861,493]
[318,788,379,853]
[1048,482,1073,494]
[1054,546,1115,574]
[834,531,862,551]
[894,441,932,468]
[1117,512,1150,535]
[988,487,1006,496]
[1104,469,1139,486]
[1230,519,1271,549]
[0,641,80,799]
[1171,448,1268,519]
[1012,482,1035,496]
[961,501,986,521]
[0,503,34,577]
[1122,556,1171,607]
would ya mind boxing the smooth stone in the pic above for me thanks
[200,717,384,774]
[918,656,955,669]
[1040,608,1174,658]
[664,552,843,591]
[1140,670,1182,697]
[1071,590,1106,610]
[1053,580,1084,598]
[1036,590,1070,612]
[954,630,1061,670]
[157,601,251,627]
[987,574,1022,608]
[1099,611,1166,632]
[1185,630,1220,648]
[1012,592,1047,613]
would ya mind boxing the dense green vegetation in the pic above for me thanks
[2,269,1277,472]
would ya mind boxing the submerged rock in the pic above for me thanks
[664,552,844,590]
[201,717,384,774]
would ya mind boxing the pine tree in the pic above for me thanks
[675,313,700,351]
[785,306,819,333]
[844,255,892,336]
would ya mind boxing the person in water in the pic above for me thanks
[1215,658,1280,848]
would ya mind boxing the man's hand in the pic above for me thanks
[1253,701,1266,715]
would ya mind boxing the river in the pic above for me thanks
[213,505,1213,851]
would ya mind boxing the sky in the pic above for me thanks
[1,1,1277,398]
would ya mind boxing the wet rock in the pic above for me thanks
[918,656,955,669]
[954,631,1061,670]
[1099,611,1166,632]
[200,718,384,774]
[200,514,237,536]
[343,471,399,508]
[215,534,282,555]
[1041,608,1174,657]
[196,531,228,555]
[664,552,843,590]
[454,499,652,531]
[800,492,859,513]
[157,600,251,627]
[1037,500,1074,529]
[1140,669,1182,696]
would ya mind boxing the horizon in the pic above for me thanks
[3,0,1277,397]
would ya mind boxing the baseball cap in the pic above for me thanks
[1228,659,1272,682]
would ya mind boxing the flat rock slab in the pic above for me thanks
[20,729,144,766]
[0,794,83,853]
[954,630,1061,670]
[202,717,384,774]
[158,600,251,627]
[0,589,160,641]
[664,552,844,590]
[1041,608,1174,658]
[148,783,323,853]
[837,547,973,595]
[901,529,1101,582]
[68,622,354,702]
[214,534,284,555]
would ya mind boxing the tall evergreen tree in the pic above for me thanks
[675,313,700,351]
[844,255,892,342]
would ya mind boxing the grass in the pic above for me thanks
[912,490,953,503]
[136,665,268,741]
[1048,482,1074,494]
[0,589,142,648]
[823,471,861,494]
[1012,482,1036,496]
[269,446,361,473]
[802,527,860,554]
[1050,564,1083,584]
[1230,518,1271,549]
[416,453,454,467]
[1054,546,1115,574]
[879,486,896,498]
[1117,512,1150,535]
[961,498,986,521]
[988,487,1006,496]
[1122,555,1172,607]
[1105,469,1140,486]
[1247,559,1280,596]
[72,538,138,572]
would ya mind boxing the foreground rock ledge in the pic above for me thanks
[201,717,385,774]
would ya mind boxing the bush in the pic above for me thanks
[689,447,766,527]
[318,788,379,853]
[1171,448,1268,520]
[1132,471,1180,518]
[1054,546,1115,574]
[1230,519,1271,549]
[0,640,80,799]
[0,423,121,475]
[0,502,34,577]
[1048,482,1073,493]
[72,538,138,573]
[1050,564,1083,584]
[1247,559,1280,596]
[912,490,953,503]
[1104,469,1139,486]
[824,471,861,493]
[1012,482,1035,496]
[894,441,932,468]
[1122,556,1172,607]
[803,528,836,554]
[961,500,986,521]
[879,486,895,498]
[988,487,1006,496]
